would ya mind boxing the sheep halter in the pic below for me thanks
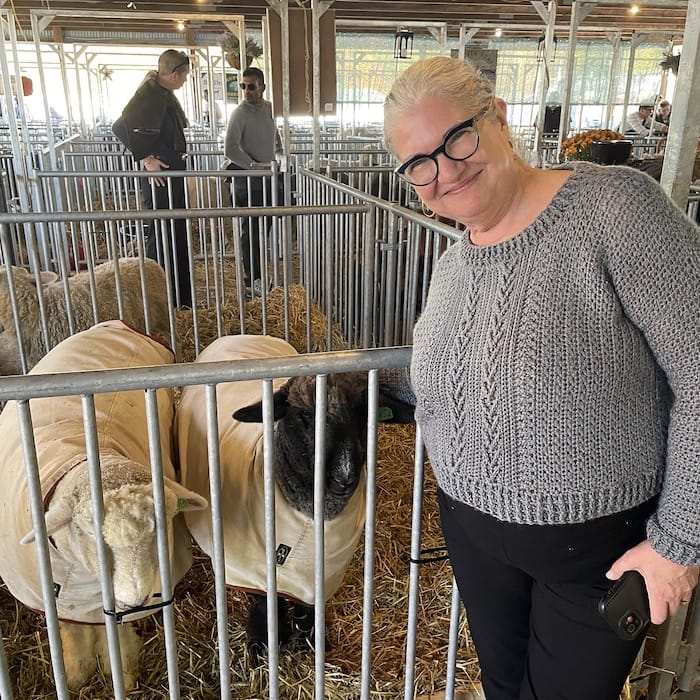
[103,592,174,623]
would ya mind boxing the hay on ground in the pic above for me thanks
[176,283,348,363]
[1,424,480,699]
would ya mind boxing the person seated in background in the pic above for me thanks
[623,102,668,137]
[49,107,64,124]
[655,100,672,127]
[202,88,222,126]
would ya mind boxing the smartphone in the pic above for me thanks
[598,570,651,641]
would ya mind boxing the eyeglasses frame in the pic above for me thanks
[394,107,490,186]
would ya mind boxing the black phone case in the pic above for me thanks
[598,570,650,641]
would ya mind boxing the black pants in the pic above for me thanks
[141,171,192,308]
[231,175,284,285]
[232,175,270,284]
[438,490,656,700]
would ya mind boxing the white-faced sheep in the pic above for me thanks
[0,257,172,376]
[0,320,207,691]
[175,334,412,660]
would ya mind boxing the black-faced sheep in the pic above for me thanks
[175,334,412,660]
[0,257,172,376]
[0,320,207,691]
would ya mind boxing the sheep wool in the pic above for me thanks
[0,320,190,623]
[177,335,366,605]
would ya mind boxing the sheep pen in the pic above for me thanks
[0,278,482,698]
[1,425,474,699]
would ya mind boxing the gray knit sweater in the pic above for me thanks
[224,100,280,169]
[409,162,700,567]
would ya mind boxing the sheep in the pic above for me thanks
[175,334,413,661]
[0,320,207,691]
[0,257,172,376]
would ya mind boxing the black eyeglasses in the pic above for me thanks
[173,59,190,72]
[394,108,489,186]
[241,83,260,91]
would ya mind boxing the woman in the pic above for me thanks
[119,49,192,308]
[382,56,699,699]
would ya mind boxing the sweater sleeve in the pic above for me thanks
[378,367,417,407]
[224,108,254,169]
[602,168,700,566]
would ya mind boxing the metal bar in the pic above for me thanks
[263,379,280,700]
[80,393,127,699]
[204,383,232,698]
[144,388,181,698]
[313,373,328,699]
[403,422,426,700]
[15,400,70,698]
[647,606,690,699]
[360,370,380,700]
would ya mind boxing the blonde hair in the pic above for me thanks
[383,56,495,155]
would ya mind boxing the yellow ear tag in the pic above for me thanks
[176,498,190,512]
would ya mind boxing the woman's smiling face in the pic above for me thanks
[390,95,516,229]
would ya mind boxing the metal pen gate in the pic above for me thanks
[0,344,468,700]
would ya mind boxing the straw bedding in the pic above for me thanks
[0,279,481,698]
[1,426,479,698]
[0,271,645,698]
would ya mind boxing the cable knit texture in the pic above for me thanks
[410,162,700,566]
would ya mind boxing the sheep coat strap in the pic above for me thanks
[177,334,366,605]
[0,320,191,624]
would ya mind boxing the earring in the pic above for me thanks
[421,202,435,218]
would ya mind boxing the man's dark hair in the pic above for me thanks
[242,67,265,85]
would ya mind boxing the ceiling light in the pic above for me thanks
[494,27,503,38]
[126,1,136,7]
[629,4,640,14]
[176,20,187,32]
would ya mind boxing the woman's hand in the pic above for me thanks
[141,155,169,186]
[607,540,699,624]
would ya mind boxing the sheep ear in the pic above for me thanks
[233,386,290,423]
[7,265,29,278]
[377,392,415,424]
[20,500,74,544]
[39,271,59,287]
[164,479,208,511]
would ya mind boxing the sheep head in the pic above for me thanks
[0,266,55,375]
[233,372,402,520]
[21,456,207,612]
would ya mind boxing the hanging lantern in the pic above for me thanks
[394,27,413,60]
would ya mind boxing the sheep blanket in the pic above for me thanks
[0,320,194,624]
[176,334,366,605]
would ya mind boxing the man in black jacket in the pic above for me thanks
[119,49,192,308]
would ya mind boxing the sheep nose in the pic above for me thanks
[115,593,150,611]
[329,480,349,496]
[328,473,359,496]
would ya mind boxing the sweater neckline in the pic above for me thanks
[459,162,582,262]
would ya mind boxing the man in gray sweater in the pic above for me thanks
[224,67,281,296]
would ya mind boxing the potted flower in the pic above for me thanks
[560,128,631,164]
[219,31,263,69]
